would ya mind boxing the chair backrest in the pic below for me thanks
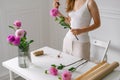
[90,39,111,63]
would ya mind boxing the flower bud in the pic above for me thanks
[13,20,22,28]
[50,8,59,17]
[7,34,15,44]
[15,29,25,38]
[61,70,72,80]
[49,67,58,76]
[12,36,20,46]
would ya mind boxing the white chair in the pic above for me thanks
[90,39,111,63]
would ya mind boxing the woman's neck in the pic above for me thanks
[73,0,86,11]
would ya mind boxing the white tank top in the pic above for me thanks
[66,0,91,42]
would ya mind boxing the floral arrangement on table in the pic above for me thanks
[7,20,34,68]
[7,20,34,51]
[45,58,88,80]
[50,8,79,40]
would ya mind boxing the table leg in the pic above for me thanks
[9,70,15,80]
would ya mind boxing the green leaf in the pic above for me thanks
[28,40,34,45]
[45,70,48,74]
[63,26,69,29]
[68,67,76,72]
[58,76,62,80]
[51,64,56,67]
[24,32,27,37]
[57,64,65,70]
[59,21,71,29]
[55,16,71,30]
[21,37,26,42]
[9,26,15,31]
[55,17,59,21]
[59,21,66,26]
[59,16,65,22]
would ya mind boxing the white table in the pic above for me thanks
[2,46,120,80]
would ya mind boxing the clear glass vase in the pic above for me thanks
[18,46,31,68]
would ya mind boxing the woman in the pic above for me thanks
[53,0,100,60]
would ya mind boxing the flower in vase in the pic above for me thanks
[7,20,34,51]
[7,34,16,44]
[7,20,34,68]
[13,20,22,28]
[12,36,20,46]
[15,29,25,38]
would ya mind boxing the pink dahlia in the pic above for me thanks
[15,29,25,38]
[50,8,59,17]
[61,70,72,80]
[7,34,15,43]
[13,20,22,28]
[12,36,20,46]
[49,67,58,76]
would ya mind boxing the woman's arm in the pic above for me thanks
[71,0,101,35]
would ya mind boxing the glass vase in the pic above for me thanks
[18,46,31,68]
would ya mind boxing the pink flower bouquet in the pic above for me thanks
[7,20,33,51]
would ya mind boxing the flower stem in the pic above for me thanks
[75,60,88,69]
[57,58,84,70]
[24,56,26,68]
[65,58,83,67]
[69,27,79,40]
[75,35,79,40]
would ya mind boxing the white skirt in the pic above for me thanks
[63,36,90,60]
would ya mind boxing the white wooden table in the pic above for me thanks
[2,46,120,80]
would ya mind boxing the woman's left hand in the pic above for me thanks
[71,29,83,35]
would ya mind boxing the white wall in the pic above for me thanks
[90,0,120,63]
[48,0,120,64]
[0,0,49,79]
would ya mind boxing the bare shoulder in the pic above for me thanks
[88,0,97,7]
[87,0,98,10]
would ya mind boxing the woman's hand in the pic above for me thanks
[71,29,83,35]
[53,0,60,8]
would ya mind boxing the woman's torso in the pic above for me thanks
[66,0,91,42]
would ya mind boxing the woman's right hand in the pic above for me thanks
[53,0,60,8]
